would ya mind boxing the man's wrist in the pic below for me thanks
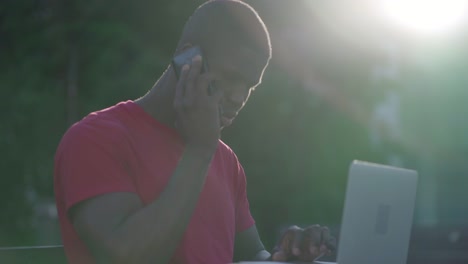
[252,250,272,261]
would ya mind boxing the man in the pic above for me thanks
[54,1,334,263]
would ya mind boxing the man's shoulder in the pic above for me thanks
[217,140,242,165]
[217,140,236,156]
[58,102,132,150]
[72,110,121,135]
[78,100,132,129]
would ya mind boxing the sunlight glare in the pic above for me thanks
[382,0,468,34]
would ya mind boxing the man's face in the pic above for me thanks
[206,46,268,129]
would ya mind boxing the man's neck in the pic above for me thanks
[135,66,177,128]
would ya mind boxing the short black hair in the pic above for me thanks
[177,0,272,64]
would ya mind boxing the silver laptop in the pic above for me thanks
[236,161,418,264]
[315,160,418,264]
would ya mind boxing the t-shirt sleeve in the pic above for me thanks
[55,124,137,215]
[234,161,255,233]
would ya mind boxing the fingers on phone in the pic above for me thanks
[185,55,204,101]
[174,64,190,111]
[174,55,221,112]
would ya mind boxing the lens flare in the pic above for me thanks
[382,0,468,34]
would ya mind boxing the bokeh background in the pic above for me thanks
[1,0,468,263]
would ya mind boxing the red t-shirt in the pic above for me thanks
[54,100,255,264]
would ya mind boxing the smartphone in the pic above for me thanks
[171,46,216,95]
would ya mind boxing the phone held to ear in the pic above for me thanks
[171,46,217,95]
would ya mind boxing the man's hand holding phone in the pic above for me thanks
[173,55,222,154]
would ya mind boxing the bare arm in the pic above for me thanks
[233,225,270,262]
[70,55,223,263]
[71,146,215,264]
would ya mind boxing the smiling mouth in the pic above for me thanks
[218,104,238,127]
[220,115,235,127]
[223,114,236,119]
[219,107,236,120]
